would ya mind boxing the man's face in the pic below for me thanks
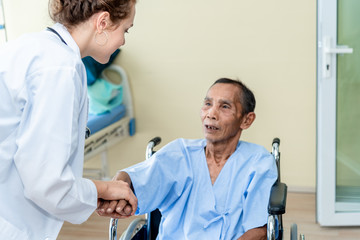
[200,83,244,144]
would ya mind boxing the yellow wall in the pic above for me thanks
[4,0,316,191]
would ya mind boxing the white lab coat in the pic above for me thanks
[0,23,97,239]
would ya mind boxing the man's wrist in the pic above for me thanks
[114,171,133,192]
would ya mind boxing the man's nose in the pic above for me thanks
[207,107,218,119]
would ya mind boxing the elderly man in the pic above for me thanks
[99,78,277,240]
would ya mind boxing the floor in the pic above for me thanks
[58,192,360,240]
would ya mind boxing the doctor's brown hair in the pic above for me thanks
[49,0,136,30]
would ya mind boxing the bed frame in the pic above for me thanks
[83,64,135,180]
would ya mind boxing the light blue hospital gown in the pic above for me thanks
[124,138,277,240]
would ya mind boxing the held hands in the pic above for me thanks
[93,179,137,219]
[97,198,133,219]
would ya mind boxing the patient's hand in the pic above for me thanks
[96,172,135,218]
[97,199,133,218]
[92,179,137,218]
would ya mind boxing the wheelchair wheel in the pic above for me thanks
[119,218,147,240]
[290,223,298,240]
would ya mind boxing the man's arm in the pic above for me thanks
[239,151,277,239]
[237,225,267,240]
[112,171,133,188]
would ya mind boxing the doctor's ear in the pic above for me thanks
[240,112,256,130]
[95,11,110,32]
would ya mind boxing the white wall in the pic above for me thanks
[4,0,316,191]
[4,0,50,38]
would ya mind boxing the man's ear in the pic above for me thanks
[95,11,110,32]
[240,112,256,130]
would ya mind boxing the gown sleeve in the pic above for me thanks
[124,139,193,215]
[14,67,97,224]
[240,151,278,233]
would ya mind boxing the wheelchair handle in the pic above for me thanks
[272,138,280,160]
[271,137,281,183]
[149,137,161,146]
[272,137,280,146]
[146,137,161,159]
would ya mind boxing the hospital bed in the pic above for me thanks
[83,64,135,180]
[109,137,304,240]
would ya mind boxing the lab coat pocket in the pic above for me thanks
[0,216,30,240]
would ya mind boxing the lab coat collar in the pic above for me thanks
[51,23,81,58]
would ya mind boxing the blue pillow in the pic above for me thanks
[82,49,121,86]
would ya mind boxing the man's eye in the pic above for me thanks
[204,102,211,106]
[222,105,230,109]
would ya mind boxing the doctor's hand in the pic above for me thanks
[92,180,137,218]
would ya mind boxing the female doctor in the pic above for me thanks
[0,0,137,239]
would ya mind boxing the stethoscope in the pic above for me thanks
[46,27,67,45]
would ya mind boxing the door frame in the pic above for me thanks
[316,0,360,226]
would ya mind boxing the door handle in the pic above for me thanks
[325,47,353,54]
[322,36,353,78]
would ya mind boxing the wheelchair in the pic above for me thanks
[109,137,302,240]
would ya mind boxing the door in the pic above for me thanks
[317,0,360,226]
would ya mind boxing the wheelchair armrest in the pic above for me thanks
[268,182,287,215]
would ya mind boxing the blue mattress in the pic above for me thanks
[87,104,126,135]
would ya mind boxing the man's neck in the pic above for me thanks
[205,138,240,184]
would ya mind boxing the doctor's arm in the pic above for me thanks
[15,68,137,223]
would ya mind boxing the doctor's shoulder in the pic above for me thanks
[36,30,79,67]
[1,31,74,69]
[0,32,49,72]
